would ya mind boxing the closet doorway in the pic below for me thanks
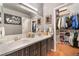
[54,3,79,52]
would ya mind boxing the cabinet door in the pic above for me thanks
[29,44,36,56]
[35,43,41,56]
[51,36,54,49]
[29,43,41,56]
[17,49,23,56]
[40,40,47,56]
[47,38,51,52]
[23,47,29,56]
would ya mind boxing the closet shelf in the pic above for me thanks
[59,12,70,17]
[59,9,67,13]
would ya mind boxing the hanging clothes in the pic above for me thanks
[58,17,62,30]
[71,15,79,29]
[66,16,72,29]
[56,19,59,29]
[77,33,79,41]
[69,32,74,46]
[61,16,67,28]
[62,16,68,28]
[77,14,79,29]
[64,32,70,42]
[73,31,78,47]
[77,33,79,47]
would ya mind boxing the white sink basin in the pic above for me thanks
[0,40,14,45]
[0,42,3,44]
[0,36,38,46]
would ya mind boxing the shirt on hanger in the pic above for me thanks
[69,32,74,46]
[61,16,68,28]
[71,15,79,29]
[58,17,61,30]
[77,33,79,41]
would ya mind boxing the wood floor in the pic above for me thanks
[47,43,79,56]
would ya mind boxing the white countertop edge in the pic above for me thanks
[0,35,53,56]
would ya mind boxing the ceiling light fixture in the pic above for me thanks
[22,3,38,12]
[17,4,38,15]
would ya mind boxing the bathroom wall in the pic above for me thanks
[22,17,31,34]
[43,3,63,17]
[0,4,2,27]
[43,3,63,30]
[3,7,31,35]
[0,7,31,42]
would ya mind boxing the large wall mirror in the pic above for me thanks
[3,3,22,35]
[0,4,5,38]
[0,3,38,35]
[0,4,2,25]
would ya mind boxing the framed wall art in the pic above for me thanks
[4,13,22,25]
[45,15,52,24]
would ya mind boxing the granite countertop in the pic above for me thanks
[0,34,53,56]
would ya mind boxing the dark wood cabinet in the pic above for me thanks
[51,36,54,49]
[7,47,29,56]
[29,44,36,56]
[29,43,40,56]
[35,43,41,56]
[17,49,23,56]
[40,40,47,56]
[47,36,54,52]
[23,47,29,56]
[6,36,53,56]
[47,38,51,52]
[7,51,17,56]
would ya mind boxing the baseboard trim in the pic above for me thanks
[51,49,56,52]
[51,49,54,51]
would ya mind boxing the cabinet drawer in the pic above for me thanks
[40,40,47,56]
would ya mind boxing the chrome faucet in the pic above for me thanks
[14,36,19,41]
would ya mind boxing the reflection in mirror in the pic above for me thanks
[32,21,36,33]
[0,3,3,38]
[0,27,5,39]
[0,4,2,26]
[3,3,22,35]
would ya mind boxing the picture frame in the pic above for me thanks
[37,18,41,25]
[45,15,52,24]
[4,13,22,25]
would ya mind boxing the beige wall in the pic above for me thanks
[43,3,63,29]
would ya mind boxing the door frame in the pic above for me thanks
[53,3,72,52]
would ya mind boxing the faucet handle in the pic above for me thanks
[14,36,19,41]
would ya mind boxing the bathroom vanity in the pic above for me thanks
[0,34,53,56]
